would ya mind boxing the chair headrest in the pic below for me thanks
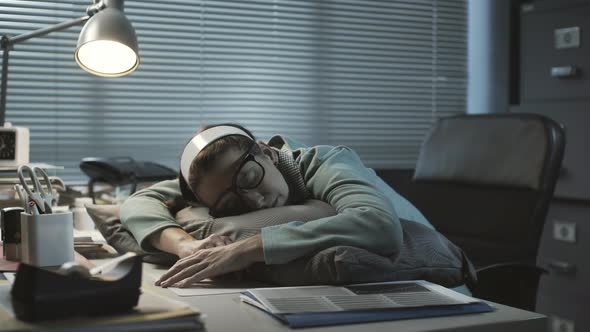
[414,115,549,190]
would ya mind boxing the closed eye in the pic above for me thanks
[237,170,257,188]
[236,162,263,189]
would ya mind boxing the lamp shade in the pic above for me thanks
[75,2,139,77]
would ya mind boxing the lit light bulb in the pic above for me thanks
[76,40,138,77]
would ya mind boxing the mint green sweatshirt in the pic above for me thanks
[120,136,432,265]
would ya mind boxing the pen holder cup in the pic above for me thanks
[20,211,74,267]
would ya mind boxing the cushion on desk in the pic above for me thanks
[85,204,473,288]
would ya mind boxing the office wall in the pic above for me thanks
[467,0,512,114]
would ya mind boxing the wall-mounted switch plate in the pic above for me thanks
[551,316,575,332]
[555,27,581,49]
[553,221,577,243]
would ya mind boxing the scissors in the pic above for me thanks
[13,184,30,213]
[17,165,55,214]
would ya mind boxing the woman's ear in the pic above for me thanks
[256,141,279,165]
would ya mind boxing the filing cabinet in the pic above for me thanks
[521,2,590,102]
[513,1,590,331]
[535,200,590,329]
[535,276,590,332]
[537,201,590,288]
[534,199,590,332]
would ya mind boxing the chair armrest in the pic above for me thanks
[476,262,547,274]
[472,262,547,311]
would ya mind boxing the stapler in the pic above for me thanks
[10,254,142,322]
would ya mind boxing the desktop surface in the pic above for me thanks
[0,258,547,332]
[0,280,545,332]
[142,264,547,332]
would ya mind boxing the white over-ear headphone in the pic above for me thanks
[180,126,253,183]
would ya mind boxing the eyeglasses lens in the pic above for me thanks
[236,160,264,190]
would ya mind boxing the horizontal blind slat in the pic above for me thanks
[1,0,466,182]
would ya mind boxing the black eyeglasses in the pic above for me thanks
[232,143,266,191]
[211,143,265,214]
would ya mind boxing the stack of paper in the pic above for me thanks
[241,280,494,328]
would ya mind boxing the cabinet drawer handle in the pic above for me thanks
[550,66,579,78]
[548,260,576,275]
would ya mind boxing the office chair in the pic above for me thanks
[377,113,565,311]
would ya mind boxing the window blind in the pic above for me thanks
[0,0,467,183]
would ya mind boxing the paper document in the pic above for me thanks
[242,280,481,314]
[240,280,494,328]
[159,277,270,297]
[2,273,15,284]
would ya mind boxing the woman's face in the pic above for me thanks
[194,144,290,216]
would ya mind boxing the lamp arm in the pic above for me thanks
[0,14,94,126]
[1,36,9,126]
[4,0,107,46]
[7,16,90,46]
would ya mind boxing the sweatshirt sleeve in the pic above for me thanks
[261,146,403,264]
[120,179,186,253]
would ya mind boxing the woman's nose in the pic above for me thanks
[242,191,265,209]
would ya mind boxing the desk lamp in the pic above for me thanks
[0,0,140,167]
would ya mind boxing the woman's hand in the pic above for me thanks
[149,228,231,258]
[156,234,264,288]
[175,233,232,259]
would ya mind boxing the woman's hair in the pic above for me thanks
[178,123,257,205]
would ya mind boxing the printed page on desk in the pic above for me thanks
[241,280,481,314]
[146,272,271,296]
[168,279,271,296]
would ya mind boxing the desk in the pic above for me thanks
[141,264,547,332]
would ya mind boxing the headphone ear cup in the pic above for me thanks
[58,262,92,279]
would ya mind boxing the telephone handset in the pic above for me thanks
[79,157,177,202]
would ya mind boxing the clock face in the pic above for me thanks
[0,131,16,160]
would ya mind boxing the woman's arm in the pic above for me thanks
[157,234,264,288]
[156,200,336,287]
[149,227,231,258]
[122,177,337,257]
[120,179,232,257]
[199,199,337,241]
[168,199,336,255]
[260,146,404,264]
[120,179,187,253]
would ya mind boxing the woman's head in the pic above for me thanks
[179,124,289,216]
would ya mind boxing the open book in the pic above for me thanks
[240,280,494,328]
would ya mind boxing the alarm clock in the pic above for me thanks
[0,126,29,167]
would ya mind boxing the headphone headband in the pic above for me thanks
[180,126,252,183]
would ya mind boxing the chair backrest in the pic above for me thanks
[405,113,565,268]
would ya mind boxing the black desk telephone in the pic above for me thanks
[80,157,177,202]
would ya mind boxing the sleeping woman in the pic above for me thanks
[120,123,437,288]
